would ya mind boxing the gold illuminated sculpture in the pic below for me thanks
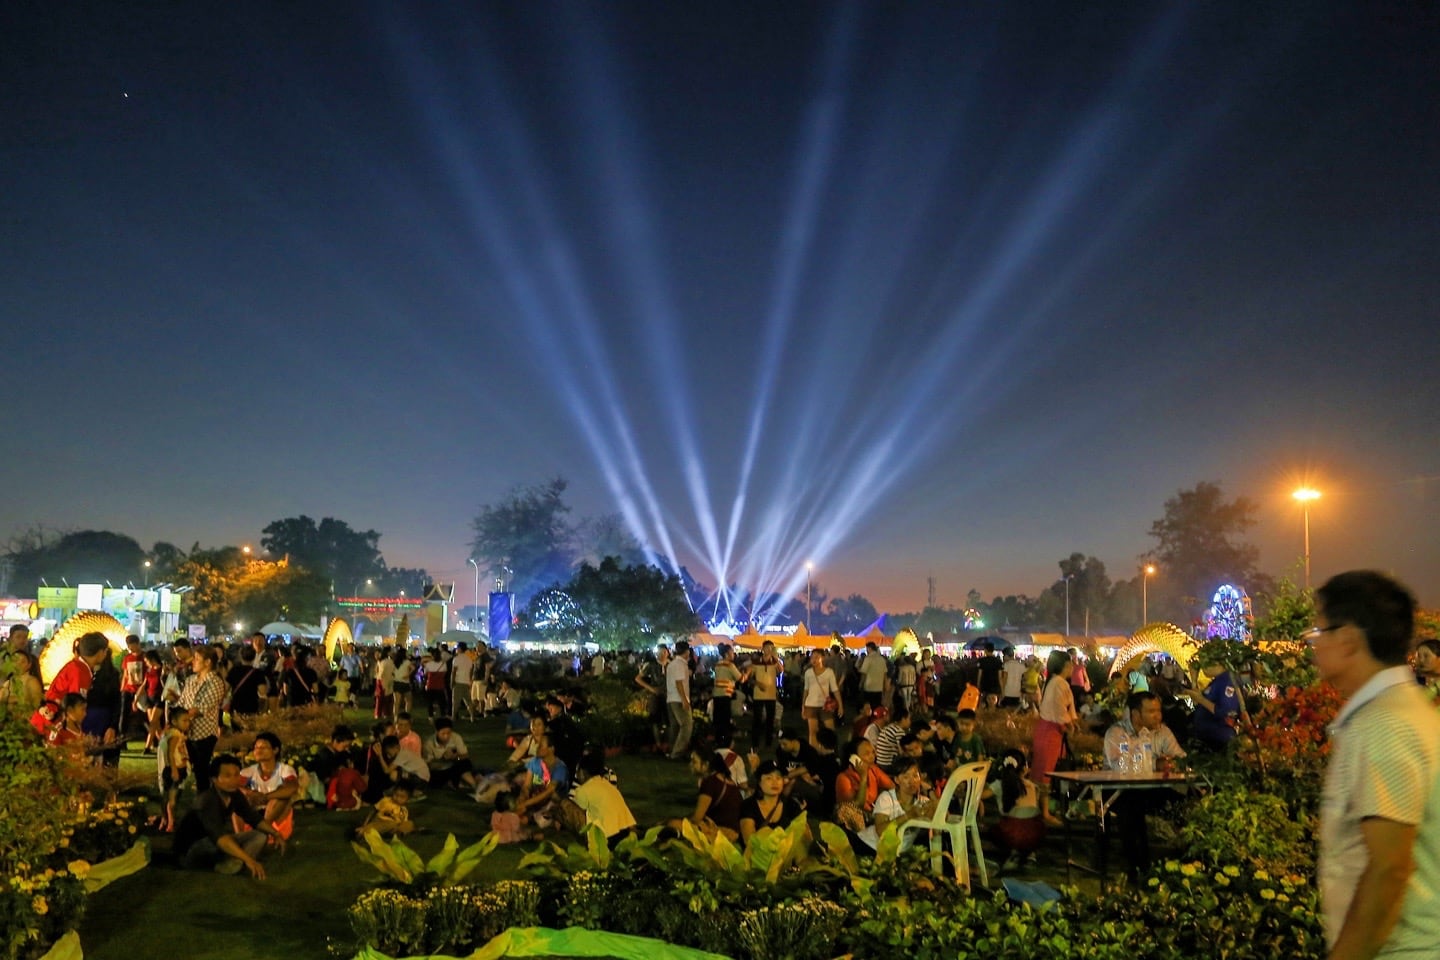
[323,617,353,663]
[1108,622,1197,680]
[40,611,128,685]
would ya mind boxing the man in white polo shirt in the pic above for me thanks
[1314,570,1439,959]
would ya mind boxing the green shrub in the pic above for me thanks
[1177,790,1315,877]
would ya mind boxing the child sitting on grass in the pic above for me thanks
[358,783,416,837]
[489,790,533,844]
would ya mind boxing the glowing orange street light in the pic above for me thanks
[1142,564,1157,625]
[1292,488,1321,590]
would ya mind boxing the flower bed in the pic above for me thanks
[345,790,1324,960]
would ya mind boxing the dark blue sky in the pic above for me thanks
[3,1,1437,614]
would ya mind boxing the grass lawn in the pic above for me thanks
[79,710,1115,960]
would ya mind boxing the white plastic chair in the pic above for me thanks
[897,760,991,889]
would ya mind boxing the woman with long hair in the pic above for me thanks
[987,748,1046,870]
[1030,650,1077,826]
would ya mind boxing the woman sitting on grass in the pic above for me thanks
[669,746,743,841]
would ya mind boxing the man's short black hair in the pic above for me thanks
[1317,570,1417,666]
[211,753,243,778]
[956,708,977,722]
[330,724,354,742]
[253,731,281,751]
[815,726,837,750]
[434,717,454,731]
[779,727,802,743]
[381,735,400,750]
[933,714,957,731]
[1126,691,1159,715]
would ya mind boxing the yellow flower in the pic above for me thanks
[1148,877,1160,887]
[32,896,48,916]
[1260,888,1276,900]
[1276,894,1290,903]
[1223,865,1241,878]
[1180,864,1198,877]
[1254,869,1271,882]
[67,861,91,878]
[128,826,137,834]
[1164,860,1180,873]
[1215,873,1230,886]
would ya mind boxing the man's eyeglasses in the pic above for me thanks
[1305,625,1343,644]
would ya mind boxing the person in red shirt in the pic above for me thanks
[46,694,91,750]
[32,632,111,735]
[119,634,145,737]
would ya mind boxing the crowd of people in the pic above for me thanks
[4,577,1438,946]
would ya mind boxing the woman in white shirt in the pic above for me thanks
[1030,650,1077,826]
[801,650,842,748]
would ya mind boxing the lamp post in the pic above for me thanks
[143,560,151,587]
[1064,574,1074,638]
[1142,564,1156,625]
[467,558,480,631]
[1292,487,1321,590]
[805,561,814,633]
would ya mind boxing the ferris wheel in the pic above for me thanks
[1205,584,1252,642]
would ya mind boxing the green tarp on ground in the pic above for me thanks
[353,926,733,960]
[39,931,82,960]
[83,839,151,893]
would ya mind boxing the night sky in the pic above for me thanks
[3,2,1437,614]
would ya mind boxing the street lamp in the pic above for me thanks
[805,561,814,633]
[1064,574,1074,637]
[143,560,152,587]
[467,558,480,631]
[1142,564,1156,625]
[1292,487,1321,590]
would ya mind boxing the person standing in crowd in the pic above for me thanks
[635,646,669,748]
[119,635,145,737]
[857,641,888,710]
[282,645,320,708]
[802,649,842,748]
[390,647,415,718]
[665,640,693,760]
[1031,650,1077,827]
[977,643,1003,709]
[745,641,781,748]
[181,646,227,792]
[1000,651,1026,709]
[710,643,741,746]
[84,645,123,765]
[420,647,448,717]
[1314,571,1440,958]
[450,643,475,720]
[225,647,268,726]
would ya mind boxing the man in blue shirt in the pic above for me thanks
[1184,663,1243,750]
